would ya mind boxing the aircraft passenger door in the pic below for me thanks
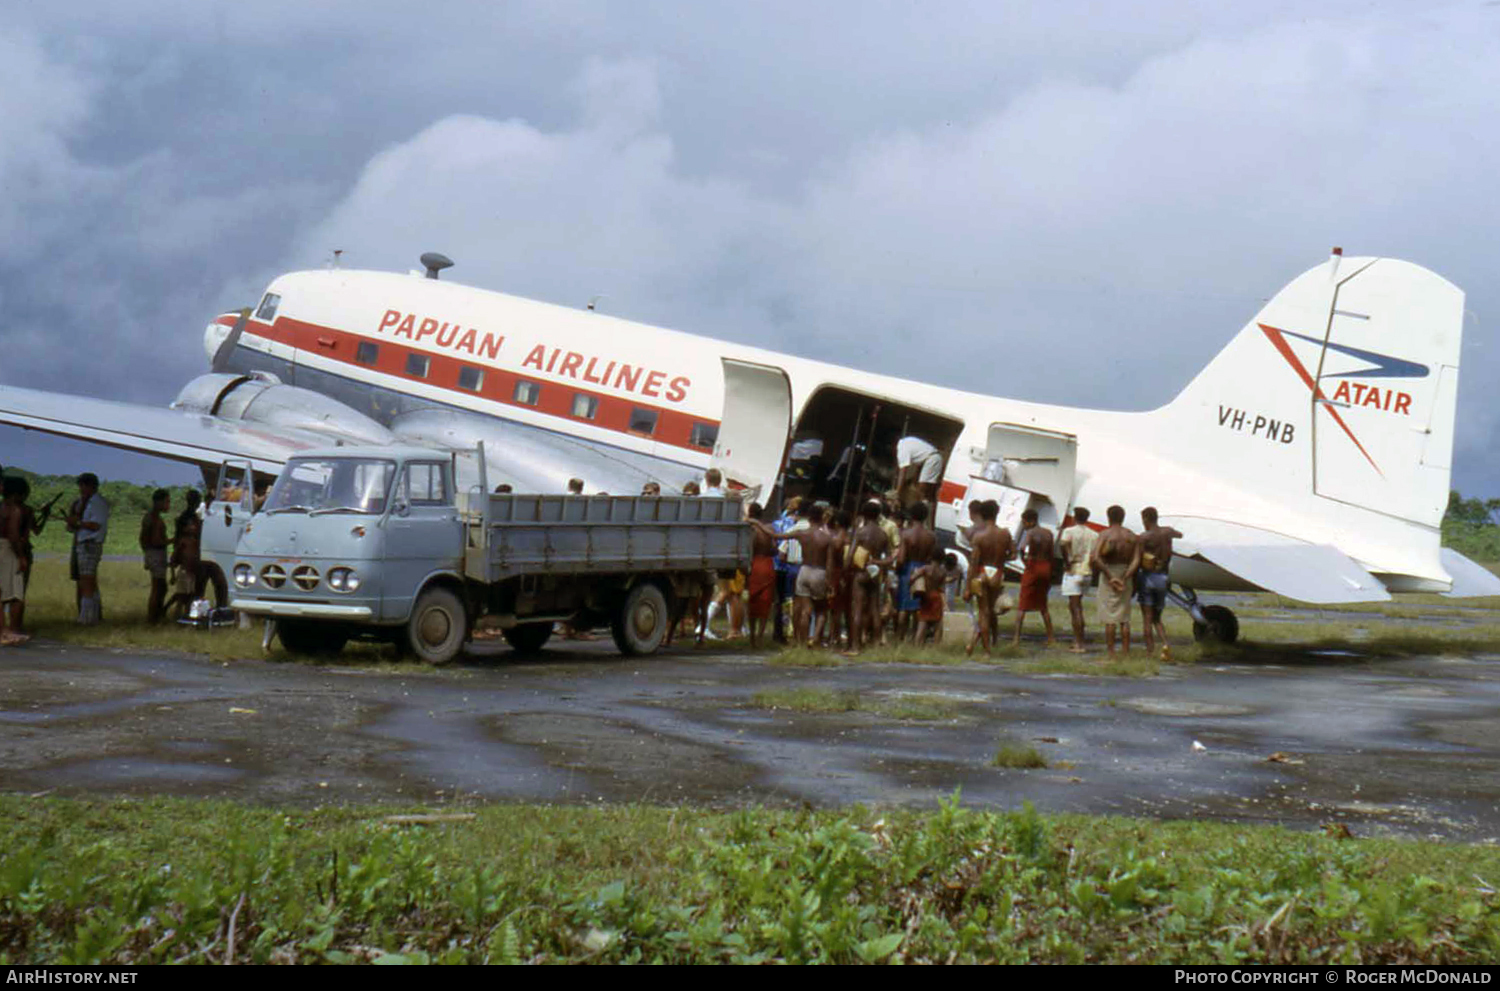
[711,359,792,504]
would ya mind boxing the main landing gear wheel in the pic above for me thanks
[406,586,468,665]
[611,582,669,656]
[1192,604,1240,644]
[502,622,555,654]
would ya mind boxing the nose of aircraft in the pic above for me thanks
[203,318,233,364]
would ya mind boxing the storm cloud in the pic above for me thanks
[2,1,1498,494]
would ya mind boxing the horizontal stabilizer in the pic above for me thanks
[1439,548,1500,599]
[1167,517,1391,604]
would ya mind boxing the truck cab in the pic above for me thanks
[228,446,469,659]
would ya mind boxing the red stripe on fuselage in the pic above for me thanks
[235,315,719,455]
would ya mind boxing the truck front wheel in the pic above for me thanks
[611,582,669,656]
[407,586,468,665]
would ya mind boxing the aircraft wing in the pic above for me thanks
[1439,548,1500,599]
[0,384,327,475]
[1165,517,1392,604]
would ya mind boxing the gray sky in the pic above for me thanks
[3,1,1498,496]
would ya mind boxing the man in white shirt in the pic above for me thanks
[703,468,726,497]
[894,436,944,506]
[66,472,110,625]
[1057,506,1099,653]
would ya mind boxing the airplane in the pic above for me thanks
[4,246,1499,642]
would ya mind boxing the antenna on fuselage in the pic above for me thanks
[587,294,607,312]
[421,252,454,280]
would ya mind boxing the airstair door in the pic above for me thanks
[712,359,793,504]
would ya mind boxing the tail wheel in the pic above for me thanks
[1192,604,1240,644]
[611,582,670,655]
[502,622,555,654]
[406,586,468,665]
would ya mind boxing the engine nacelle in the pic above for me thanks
[172,373,394,447]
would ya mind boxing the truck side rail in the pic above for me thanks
[478,494,750,581]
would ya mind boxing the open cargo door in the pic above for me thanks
[958,424,1077,551]
[711,358,793,504]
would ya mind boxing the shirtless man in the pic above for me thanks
[1089,505,1140,656]
[846,500,892,655]
[1057,507,1098,653]
[775,502,832,647]
[965,501,1014,658]
[894,501,938,643]
[139,489,171,624]
[744,503,779,648]
[1013,509,1057,647]
[824,510,852,648]
[1136,506,1184,660]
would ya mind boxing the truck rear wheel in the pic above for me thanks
[277,619,349,657]
[502,622,554,654]
[611,582,669,655]
[406,586,468,665]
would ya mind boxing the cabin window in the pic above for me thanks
[571,393,598,420]
[514,380,541,406]
[458,365,485,391]
[356,342,379,365]
[690,422,718,450]
[255,292,281,322]
[401,462,450,507]
[406,353,430,378]
[629,407,658,436]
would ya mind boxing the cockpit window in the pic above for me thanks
[255,292,281,322]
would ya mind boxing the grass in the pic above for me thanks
[991,744,1049,769]
[3,793,1497,964]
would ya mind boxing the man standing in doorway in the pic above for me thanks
[894,436,944,506]
[66,472,109,625]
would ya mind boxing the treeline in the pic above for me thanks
[5,467,1499,563]
[1444,491,1500,562]
[0,469,205,557]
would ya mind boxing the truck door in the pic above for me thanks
[382,460,463,621]
[202,459,255,591]
[711,358,792,504]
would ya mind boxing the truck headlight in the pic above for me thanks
[328,567,360,592]
[233,563,256,588]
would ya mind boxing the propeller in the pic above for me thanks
[210,307,253,373]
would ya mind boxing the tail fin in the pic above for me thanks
[1163,253,1463,529]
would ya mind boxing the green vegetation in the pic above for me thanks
[991,744,1048,769]
[3,794,1497,964]
[3,469,203,558]
[1443,490,1500,563]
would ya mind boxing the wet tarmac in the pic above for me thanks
[1,639,1498,840]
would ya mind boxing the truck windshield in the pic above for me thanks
[264,458,397,515]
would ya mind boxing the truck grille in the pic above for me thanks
[261,564,287,589]
[292,566,320,591]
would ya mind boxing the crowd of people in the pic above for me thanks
[631,465,1185,659]
[0,470,235,647]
